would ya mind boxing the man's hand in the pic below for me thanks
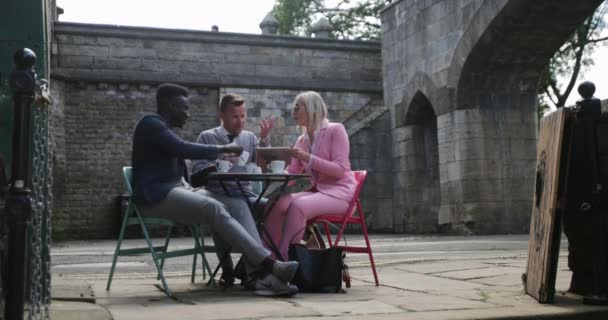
[222,143,243,155]
[288,145,311,162]
[259,117,276,140]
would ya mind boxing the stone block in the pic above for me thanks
[58,55,93,68]
[453,109,485,124]
[460,178,505,203]
[92,57,142,71]
[438,141,455,164]
[506,138,537,161]
[178,61,214,75]
[454,138,502,161]
[392,126,414,142]
[446,159,503,182]
[60,44,109,57]
[211,44,251,54]
[110,47,156,59]
[372,200,395,230]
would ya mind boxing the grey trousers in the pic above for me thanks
[139,187,270,269]
[207,191,262,273]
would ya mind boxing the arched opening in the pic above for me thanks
[441,0,604,234]
[395,91,439,233]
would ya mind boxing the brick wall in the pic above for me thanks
[51,81,218,239]
[50,23,385,239]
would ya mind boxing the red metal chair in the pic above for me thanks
[308,170,379,286]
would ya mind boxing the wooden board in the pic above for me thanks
[525,107,574,303]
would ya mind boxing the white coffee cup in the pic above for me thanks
[238,151,250,166]
[216,160,233,173]
[246,163,258,174]
[267,160,285,173]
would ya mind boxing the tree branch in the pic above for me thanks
[544,87,558,107]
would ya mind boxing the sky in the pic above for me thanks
[56,0,608,107]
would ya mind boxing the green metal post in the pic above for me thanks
[1,1,51,318]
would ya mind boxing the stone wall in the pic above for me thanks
[50,23,385,239]
[52,23,381,92]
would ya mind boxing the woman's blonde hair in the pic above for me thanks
[294,91,328,134]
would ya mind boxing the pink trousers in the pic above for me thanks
[264,190,350,260]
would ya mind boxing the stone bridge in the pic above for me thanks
[382,0,603,233]
[47,0,603,238]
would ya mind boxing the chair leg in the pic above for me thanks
[359,207,379,286]
[332,221,349,248]
[191,226,206,283]
[138,216,172,296]
[200,232,213,283]
[323,222,333,247]
[106,204,132,291]
[157,225,172,281]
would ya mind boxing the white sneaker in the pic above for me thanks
[254,274,298,297]
[272,260,299,282]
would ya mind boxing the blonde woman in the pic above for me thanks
[264,91,357,260]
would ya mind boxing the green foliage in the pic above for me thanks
[539,1,608,109]
[272,0,391,40]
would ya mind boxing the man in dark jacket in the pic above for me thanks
[131,83,298,297]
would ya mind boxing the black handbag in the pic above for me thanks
[287,222,350,293]
[288,244,345,293]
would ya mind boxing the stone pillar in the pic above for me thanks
[259,12,279,35]
[311,18,332,38]
[392,121,440,232]
[437,108,537,234]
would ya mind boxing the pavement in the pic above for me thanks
[48,234,608,320]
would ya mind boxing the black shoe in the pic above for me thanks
[234,257,247,281]
[218,268,235,287]
[241,277,256,291]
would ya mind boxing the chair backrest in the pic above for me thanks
[123,166,134,194]
[352,170,367,200]
[346,170,367,215]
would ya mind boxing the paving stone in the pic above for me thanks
[50,301,112,320]
[396,260,490,274]
[434,266,523,280]
[296,300,404,316]
[381,290,497,311]
[354,267,486,291]
[470,273,524,286]
[108,299,316,320]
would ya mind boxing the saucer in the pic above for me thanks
[230,165,247,173]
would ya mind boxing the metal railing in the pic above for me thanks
[2,48,51,320]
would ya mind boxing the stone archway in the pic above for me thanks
[393,91,440,233]
[438,0,605,234]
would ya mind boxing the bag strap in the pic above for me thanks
[289,219,348,248]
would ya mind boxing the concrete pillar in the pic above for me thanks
[311,17,332,38]
[259,12,279,35]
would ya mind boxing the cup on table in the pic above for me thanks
[246,163,258,174]
[216,159,233,173]
[267,160,285,173]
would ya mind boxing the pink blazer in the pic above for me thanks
[287,120,357,202]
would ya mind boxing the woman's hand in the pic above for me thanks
[288,145,311,162]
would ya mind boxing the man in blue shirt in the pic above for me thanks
[192,93,274,287]
[131,83,297,297]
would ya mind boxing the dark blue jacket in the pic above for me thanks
[131,114,221,204]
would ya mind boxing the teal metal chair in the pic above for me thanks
[106,166,215,296]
